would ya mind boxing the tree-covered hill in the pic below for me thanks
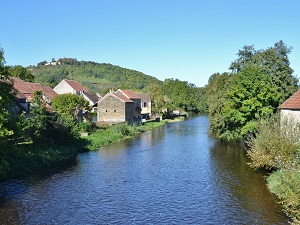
[28,58,162,94]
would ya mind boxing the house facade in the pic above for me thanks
[278,89,300,123]
[97,91,135,124]
[53,79,88,95]
[138,93,151,118]
[115,89,142,122]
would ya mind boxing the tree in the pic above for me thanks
[206,72,233,137]
[217,65,281,140]
[149,83,166,115]
[161,78,200,112]
[229,45,256,73]
[208,41,298,141]
[0,47,16,149]
[9,65,35,82]
[52,94,89,122]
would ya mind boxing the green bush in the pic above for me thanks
[268,170,300,224]
[246,115,300,170]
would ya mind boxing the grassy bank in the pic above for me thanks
[83,119,175,151]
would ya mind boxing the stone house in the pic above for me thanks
[97,90,135,124]
[115,89,142,122]
[278,89,300,123]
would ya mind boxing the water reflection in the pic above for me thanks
[209,140,289,224]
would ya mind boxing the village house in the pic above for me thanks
[115,89,142,121]
[54,79,101,111]
[54,79,88,95]
[97,90,135,124]
[11,77,58,114]
[138,93,152,119]
[278,89,300,123]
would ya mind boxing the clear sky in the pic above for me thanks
[1,0,299,87]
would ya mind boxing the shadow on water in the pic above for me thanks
[209,140,289,224]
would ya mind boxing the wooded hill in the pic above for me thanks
[28,58,162,94]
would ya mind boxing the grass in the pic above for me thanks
[82,119,174,151]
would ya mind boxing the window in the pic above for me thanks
[143,102,147,107]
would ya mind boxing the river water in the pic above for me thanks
[0,116,288,224]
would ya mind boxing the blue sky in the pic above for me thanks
[1,0,299,87]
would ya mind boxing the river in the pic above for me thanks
[0,116,288,224]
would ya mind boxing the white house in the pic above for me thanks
[53,79,89,95]
[278,89,300,123]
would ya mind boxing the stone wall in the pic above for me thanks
[98,94,134,124]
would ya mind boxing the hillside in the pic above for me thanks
[28,58,162,94]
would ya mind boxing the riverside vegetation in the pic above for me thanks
[204,40,300,223]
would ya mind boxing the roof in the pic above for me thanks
[117,89,141,99]
[11,77,57,102]
[138,93,151,102]
[114,92,133,103]
[82,92,100,104]
[64,79,88,92]
[41,86,58,100]
[279,89,300,110]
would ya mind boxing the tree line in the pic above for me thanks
[205,40,298,141]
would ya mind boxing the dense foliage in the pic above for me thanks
[29,59,162,94]
[8,65,35,82]
[0,49,86,181]
[206,41,298,140]
[52,94,89,122]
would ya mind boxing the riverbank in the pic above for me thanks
[83,118,184,151]
[0,118,184,182]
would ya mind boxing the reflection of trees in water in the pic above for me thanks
[209,140,288,223]
[99,126,166,159]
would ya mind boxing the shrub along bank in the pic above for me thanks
[247,115,300,224]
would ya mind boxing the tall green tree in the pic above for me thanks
[0,47,16,149]
[208,41,298,141]
[217,65,281,140]
[9,65,35,82]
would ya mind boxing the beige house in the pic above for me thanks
[53,79,88,95]
[138,93,152,118]
[278,89,300,123]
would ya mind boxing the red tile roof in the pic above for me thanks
[11,77,57,102]
[41,86,58,100]
[279,89,300,109]
[118,89,141,99]
[64,79,88,92]
[114,92,133,102]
